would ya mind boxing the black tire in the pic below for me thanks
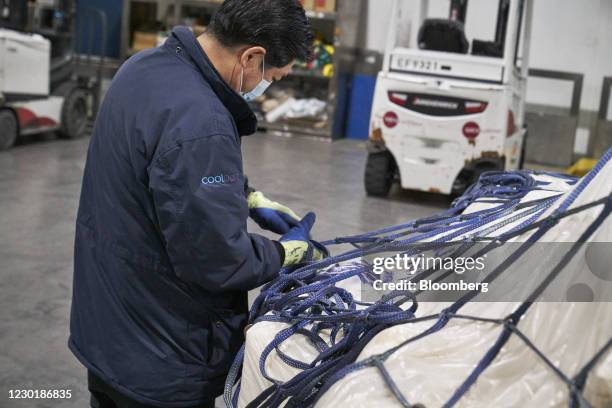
[59,88,89,139]
[472,164,498,184]
[451,169,472,196]
[365,151,396,197]
[452,162,502,196]
[0,109,18,151]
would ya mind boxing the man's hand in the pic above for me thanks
[280,213,326,267]
[248,191,300,235]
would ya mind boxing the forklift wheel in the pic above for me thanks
[0,109,18,151]
[59,88,89,140]
[452,162,502,196]
[365,151,396,197]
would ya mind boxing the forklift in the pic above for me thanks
[365,0,533,196]
[0,0,106,150]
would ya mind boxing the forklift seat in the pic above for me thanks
[472,39,504,58]
[418,19,469,54]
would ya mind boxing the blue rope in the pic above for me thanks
[444,154,612,406]
[225,149,611,408]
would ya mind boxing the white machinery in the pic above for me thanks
[365,0,533,196]
[0,29,68,150]
[0,29,50,96]
[0,0,103,151]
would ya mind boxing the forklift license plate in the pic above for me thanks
[391,56,439,73]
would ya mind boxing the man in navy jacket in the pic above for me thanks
[69,1,320,406]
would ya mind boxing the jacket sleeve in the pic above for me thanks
[149,133,282,292]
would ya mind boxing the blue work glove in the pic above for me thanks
[280,213,326,267]
[248,191,300,235]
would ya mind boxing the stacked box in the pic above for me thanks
[315,0,336,12]
[301,0,315,11]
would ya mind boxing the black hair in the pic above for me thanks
[209,0,314,67]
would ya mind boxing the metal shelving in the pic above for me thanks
[257,1,367,139]
[305,10,337,21]
[289,68,331,80]
[258,121,330,138]
[120,0,366,139]
[121,0,220,60]
[257,3,340,138]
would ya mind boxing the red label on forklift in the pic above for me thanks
[462,122,480,139]
[383,112,399,128]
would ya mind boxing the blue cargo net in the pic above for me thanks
[225,148,612,408]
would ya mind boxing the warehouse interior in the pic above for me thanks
[0,0,611,407]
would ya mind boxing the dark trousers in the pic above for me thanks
[88,371,216,408]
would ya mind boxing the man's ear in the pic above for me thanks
[239,46,267,72]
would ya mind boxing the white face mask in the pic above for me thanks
[240,57,271,102]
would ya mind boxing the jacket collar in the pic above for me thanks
[169,26,257,137]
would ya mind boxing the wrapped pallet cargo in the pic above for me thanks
[226,149,612,408]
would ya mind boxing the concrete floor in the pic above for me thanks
[0,133,449,407]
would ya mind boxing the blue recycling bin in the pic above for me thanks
[345,74,377,140]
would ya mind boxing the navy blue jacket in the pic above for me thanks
[69,27,282,407]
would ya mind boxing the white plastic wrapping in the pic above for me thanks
[317,302,612,408]
[237,164,612,407]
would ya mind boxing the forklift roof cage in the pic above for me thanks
[383,0,533,86]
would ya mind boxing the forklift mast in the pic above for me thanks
[446,0,513,58]
[1,1,76,64]
[494,0,510,48]
[449,0,468,23]
[0,0,28,30]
